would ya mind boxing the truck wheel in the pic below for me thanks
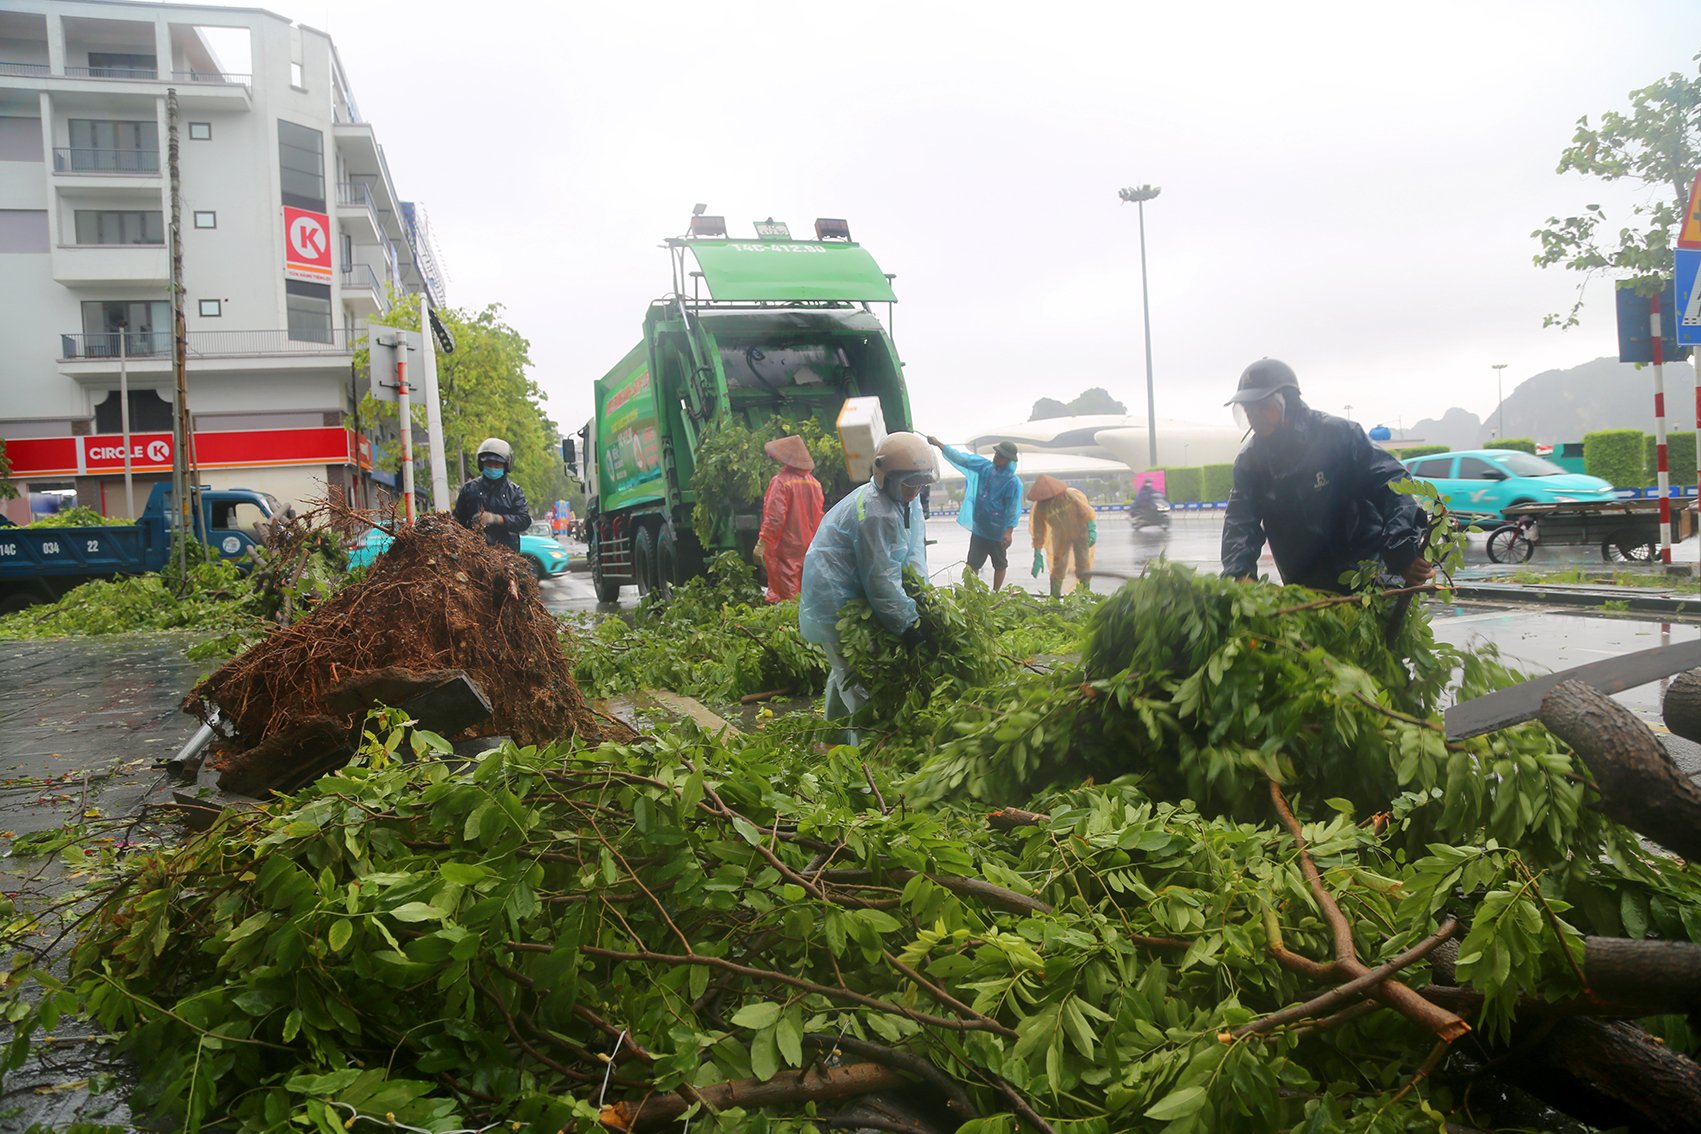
[633,526,658,598]
[655,526,678,599]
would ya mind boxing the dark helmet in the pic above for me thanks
[1225,359,1301,405]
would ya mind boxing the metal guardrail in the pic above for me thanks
[171,70,250,85]
[52,147,160,174]
[0,62,250,84]
[0,60,50,76]
[59,329,356,360]
[63,64,158,80]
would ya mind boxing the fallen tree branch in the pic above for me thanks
[600,1061,908,1131]
[1268,780,1471,1043]
[1233,917,1459,1039]
[803,1033,979,1122]
[987,807,1048,830]
[1539,679,1701,861]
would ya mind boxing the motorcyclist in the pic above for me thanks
[798,432,934,732]
[1221,359,1433,593]
[452,437,531,553]
[754,435,825,603]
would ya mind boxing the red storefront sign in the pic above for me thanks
[5,427,359,477]
[356,434,373,471]
[283,205,333,283]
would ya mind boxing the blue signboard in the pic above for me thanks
[1616,279,1692,362]
[1678,249,1701,346]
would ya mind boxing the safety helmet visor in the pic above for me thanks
[1232,390,1286,433]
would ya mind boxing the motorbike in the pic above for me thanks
[1130,493,1172,531]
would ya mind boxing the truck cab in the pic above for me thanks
[0,483,280,611]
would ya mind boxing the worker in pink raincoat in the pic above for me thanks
[755,435,825,602]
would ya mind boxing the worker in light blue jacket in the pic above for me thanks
[928,436,1023,590]
[799,432,934,732]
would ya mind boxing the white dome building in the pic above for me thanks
[964,415,1245,472]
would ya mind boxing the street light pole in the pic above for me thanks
[1492,363,1508,438]
[1119,184,1161,467]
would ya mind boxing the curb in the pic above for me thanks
[1449,581,1701,618]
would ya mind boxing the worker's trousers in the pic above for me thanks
[821,642,869,745]
[1049,537,1093,597]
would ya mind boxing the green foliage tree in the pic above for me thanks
[0,437,16,501]
[1533,54,1701,327]
[358,301,571,512]
[1583,428,1648,486]
[1028,396,1068,420]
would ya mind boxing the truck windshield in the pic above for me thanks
[719,343,848,392]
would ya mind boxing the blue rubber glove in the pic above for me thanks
[1031,548,1046,577]
[1087,520,1098,547]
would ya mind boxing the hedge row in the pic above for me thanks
[1642,432,1699,486]
[1583,430,1645,488]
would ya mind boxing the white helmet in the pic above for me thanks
[475,437,513,469]
[871,432,936,491]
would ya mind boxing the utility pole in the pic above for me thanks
[420,294,450,509]
[167,87,194,583]
[1652,297,1673,563]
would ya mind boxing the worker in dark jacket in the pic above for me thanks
[453,437,531,552]
[1221,359,1433,594]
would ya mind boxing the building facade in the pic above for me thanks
[0,0,443,521]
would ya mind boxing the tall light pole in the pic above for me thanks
[1492,363,1508,438]
[1119,184,1161,466]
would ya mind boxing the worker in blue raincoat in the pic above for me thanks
[1222,359,1433,593]
[926,436,1024,590]
[799,432,935,733]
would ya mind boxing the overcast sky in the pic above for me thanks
[205,0,1701,442]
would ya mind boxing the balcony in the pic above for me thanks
[335,181,384,241]
[52,242,170,286]
[0,59,252,108]
[0,61,50,77]
[52,147,160,176]
[58,328,355,379]
[340,262,388,314]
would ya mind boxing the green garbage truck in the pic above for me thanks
[569,216,913,602]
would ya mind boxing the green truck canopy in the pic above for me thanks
[687,240,897,303]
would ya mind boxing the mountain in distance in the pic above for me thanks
[1409,356,1684,447]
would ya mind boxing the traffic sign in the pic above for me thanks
[1616,279,1692,362]
[1680,171,1701,250]
[1679,249,1701,346]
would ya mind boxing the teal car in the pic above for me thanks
[1401,449,1618,523]
[347,526,570,579]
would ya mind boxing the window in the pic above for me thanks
[87,52,157,79]
[80,299,170,357]
[93,388,173,433]
[193,210,216,229]
[286,279,332,343]
[1457,457,1504,481]
[290,61,305,88]
[188,121,212,141]
[277,120,324,209]
[198,299,221,317]
[1408,458,1452,479]
[74,209,164,245]
[67,119,159,172]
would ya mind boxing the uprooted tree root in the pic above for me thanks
[188,513,623,769]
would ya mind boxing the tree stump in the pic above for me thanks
[1662,669,1701,745]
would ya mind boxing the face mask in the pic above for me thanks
[481,466,505,480]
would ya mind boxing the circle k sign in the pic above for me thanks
[283,205,332,281]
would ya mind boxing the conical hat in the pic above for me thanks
[764,435,814,470]
[1028,474,1067,502]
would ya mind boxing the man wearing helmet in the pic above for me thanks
[453,437,532,553]
[798,431,935,731]
[1222,360,1433,594]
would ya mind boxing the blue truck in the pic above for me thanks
[0,482,282,612]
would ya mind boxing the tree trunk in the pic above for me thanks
[1495,1017,1701,1134]
[1538,679,1701,861]
[600,1062,909,1131]
[1662,669,1701,745]
[1428,936,1701,1016]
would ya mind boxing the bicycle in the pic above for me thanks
[1485,515,1537,564]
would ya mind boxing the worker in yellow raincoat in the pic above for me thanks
[1028,474,1097,598]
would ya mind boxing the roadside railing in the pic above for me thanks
[60,329,356,360]
[52,147,160,174]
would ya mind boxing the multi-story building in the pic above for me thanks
[0,0,444,521]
